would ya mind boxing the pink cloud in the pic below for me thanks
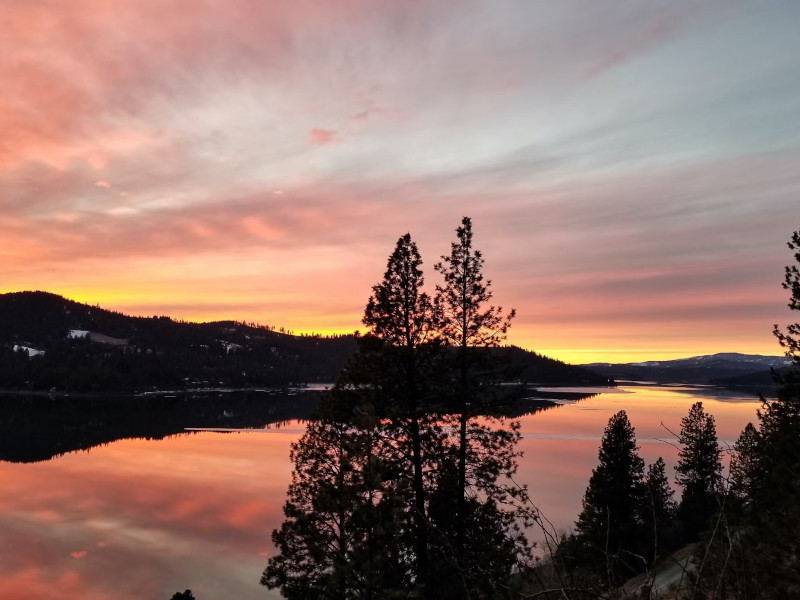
[70,551,87,559]
[308,128,338,145]
[351,106,406,122]
[95,180,111,189]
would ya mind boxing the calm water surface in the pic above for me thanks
[0,385,762,599]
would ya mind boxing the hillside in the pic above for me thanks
[583,352,791,385]
[0,291,357,392]
[0,291,607,392]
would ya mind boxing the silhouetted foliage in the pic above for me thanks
[170,591,195,600]
[363,233,437,595]
[675,401,722,536]
[434,216,518,565]
[729,421,759,501]
[724,229,800,598]
[262,398,408,599]
[571,410,647,584]
[642,457,678,561]
[264,220,533,600]
[683,229,800,599]
[0,291,599,392]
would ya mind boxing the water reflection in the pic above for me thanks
[0,385,763,599]
[0,390,319,463]
[515,385,762,546]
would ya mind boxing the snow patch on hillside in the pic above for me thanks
[13,344,45,357]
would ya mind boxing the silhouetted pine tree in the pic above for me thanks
[732,228,800,597]
[675,401,723,537]
[360,233,438,597]
[265,223,533,600]
[434,217,516,562]
[573,410,646,584]
[729,421,759,502]
[262,398,408,599]
[642,457,678,561]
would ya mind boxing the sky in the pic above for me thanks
[2,0,799,363]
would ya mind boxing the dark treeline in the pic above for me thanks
[0,291,358,391]
[0,291,606,393]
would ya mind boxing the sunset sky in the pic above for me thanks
[2,0,799,363]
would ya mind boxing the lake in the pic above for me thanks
[0,384,764,599]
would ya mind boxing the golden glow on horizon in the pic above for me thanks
[2,285,781,364]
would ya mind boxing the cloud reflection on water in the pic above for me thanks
[0,386,762,597]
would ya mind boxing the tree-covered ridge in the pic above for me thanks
[0,291,608,392]
[0,290,356,391]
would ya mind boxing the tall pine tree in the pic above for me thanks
[675,401,722,536]
[361,233,437,597]
[434,217,515,565]
[573,410,646,583]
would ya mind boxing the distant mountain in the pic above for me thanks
[0,291,606,393]
[582,353,792,386]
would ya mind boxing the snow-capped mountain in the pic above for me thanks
[582,353,793,385]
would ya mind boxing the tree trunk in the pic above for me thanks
[407,352,428,598]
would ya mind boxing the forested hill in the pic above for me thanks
[0,291,608,392]
[0,291,357,392]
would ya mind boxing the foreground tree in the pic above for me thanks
[728,421,759,501]
[265,222,532,600]
[734,228,800,597]
[434,216,516,562]
[688,230,800,599]
[262,398,408,599]
[643,457,678,560]
[360,233,438,597]
[675,402,722,536]
[572,410,646,584]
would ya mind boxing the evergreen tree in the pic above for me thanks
[262,398,407,599]
[675,402,722,536]
[684,230,800,600]
[360,233,437,597]
[773,228,800,357]
[434,216,515,563]
[732,228,800,597]
[729,421,759,502]
[265,223,532,599]
[642,457,678,561]
[573,410,646,583]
